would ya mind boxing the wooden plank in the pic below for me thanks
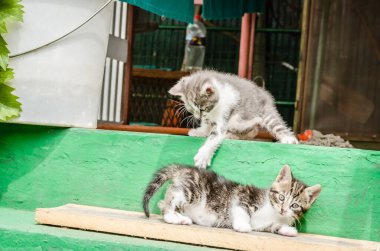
[97,122,275,139]
[35,204,379,251]
[97,123,190,135]
[0,208,217,251]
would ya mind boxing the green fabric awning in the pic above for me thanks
[203,0,265,21]
[120,0,265,23]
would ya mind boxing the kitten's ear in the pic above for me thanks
[169,81,184,96]
[206,86,214,95]
[201,84,215,96]
[304,184,322,205]
[275,165,292,183]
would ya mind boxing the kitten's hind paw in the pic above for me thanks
[233,223,252,233]
[278,225,298,237]
[179,216,193,225]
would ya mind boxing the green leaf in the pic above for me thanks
[0,22,6,34]
[0,82,21,121]
[0,0,23,121]
[0,0,24,33]
[0,0,24,69]
[0,67,13,83]
[0,68,21,121]
[0,35,10,70]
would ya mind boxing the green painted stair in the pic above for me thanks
[0,124,379,249]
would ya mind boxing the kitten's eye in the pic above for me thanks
[291,203,299,209]
[279,194,285,201]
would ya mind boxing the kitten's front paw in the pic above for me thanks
[278,225,298,237]
[233,223,252,233]
[194,149,212,169]
[188,128,207,137]
[280,135,299,144]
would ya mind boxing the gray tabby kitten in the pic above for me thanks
[169,70,298,168]
[143,164,321,237]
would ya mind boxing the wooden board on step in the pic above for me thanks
[35,204,379,251]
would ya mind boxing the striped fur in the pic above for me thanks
[143,164,322,236]
[143,164,182,217]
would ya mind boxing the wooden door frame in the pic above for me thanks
[293,0,379,142]
[121,4,135,125]
[293,0,312,134]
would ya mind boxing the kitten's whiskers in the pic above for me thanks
[178,108,188,120]
[292,216,303,231]
[180,114,193,126]
[175,106,185,117]
[186,115,195,128]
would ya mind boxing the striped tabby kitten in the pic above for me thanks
[143,164,321,237]
[169,70,298,168]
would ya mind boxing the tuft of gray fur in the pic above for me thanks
[300,130,353,148]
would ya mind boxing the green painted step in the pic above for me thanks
[0,207,223,250]
[0,124,379,246]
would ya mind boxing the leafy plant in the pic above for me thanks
[0,0,23,121]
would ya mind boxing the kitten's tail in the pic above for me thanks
[143,164,182,218]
